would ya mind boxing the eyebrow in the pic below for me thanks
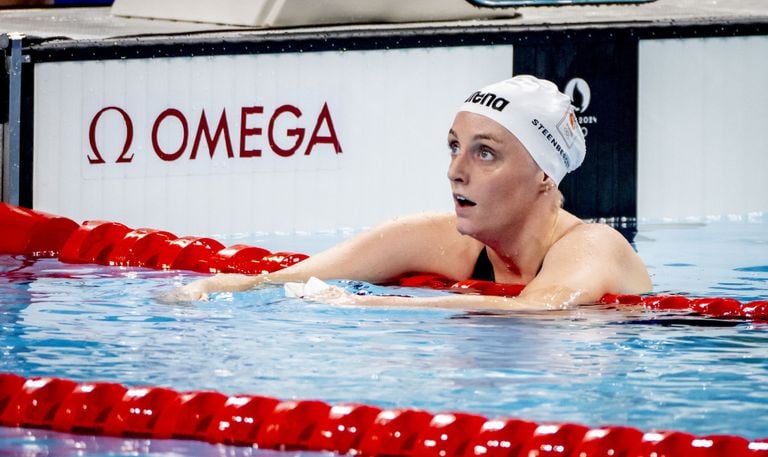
[472,133,502,143]
[447,129,502,144]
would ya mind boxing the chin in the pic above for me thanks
[454,217,478,238]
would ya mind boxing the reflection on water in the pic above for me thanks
[635,218,768,300]
[0,426,300,457]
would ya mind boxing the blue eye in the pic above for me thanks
[448,142,459,156]
[478,148,495,161]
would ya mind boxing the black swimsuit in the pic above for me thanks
[472,247,546,282]
[471,247,495,281]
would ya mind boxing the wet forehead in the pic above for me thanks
[449,111,529,153]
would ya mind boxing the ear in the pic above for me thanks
[540,173,556,194]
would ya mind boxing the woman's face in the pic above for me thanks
[447,111,544,240]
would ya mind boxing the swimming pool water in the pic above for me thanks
[1,218,767,455]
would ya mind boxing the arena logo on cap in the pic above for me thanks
[464,91,510,112]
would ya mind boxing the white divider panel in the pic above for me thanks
[34,46,514,236]
[638,35,768,221]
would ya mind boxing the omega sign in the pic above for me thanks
[87,102,342,164]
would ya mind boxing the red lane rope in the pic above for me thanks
[1,373,766,456]
[1,203,768,453]
[1,203,765,321]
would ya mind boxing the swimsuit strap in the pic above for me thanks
[471,246,495,282]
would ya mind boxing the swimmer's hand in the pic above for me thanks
[156,282,209,303]
[157,273,266,303]
[284,277,356,305]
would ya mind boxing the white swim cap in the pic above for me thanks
[458,75,586,185]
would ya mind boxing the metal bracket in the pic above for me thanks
[2,33,24,206]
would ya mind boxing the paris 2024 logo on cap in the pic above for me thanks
[556,105,580,150]
[563,77,597,138]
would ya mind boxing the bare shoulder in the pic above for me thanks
[371,212,469,245]
[370,212,481,277]
[546,220,652,294]
[379,212,457,231]
[563,221,630,248]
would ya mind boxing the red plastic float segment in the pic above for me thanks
[106,228,177,268]
[398,274,457,290]
[59,220,132,264]
[742,301,768,321]
[452,280,524,297]
[258,252,309,273]
[635,431,698,457]
[167,391,228,441]
[0,203,42,253]
[26,216,80,257]
[307,403,382,454]
[0,373,26,424]
[207,244,272,274]
[599,293,643,306]
[356,408,435,457]
[52,381,128,434]
[103,386,181,438]
[517,423,590,457]
[154,236,226,272]
[749,439,768,456]
[571,425,644,457]
[208,394,280,445]
[689,298,743,318]
[0,203,79,257]
[0,377,77,428]
[641,295,692,311]
[412,412,487,457]
[465,418,538,457]
[255,399,331,450]
[692,435,751,456]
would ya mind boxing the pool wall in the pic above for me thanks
[1,1,768,236]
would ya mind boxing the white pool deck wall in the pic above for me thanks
[29,31,768,236]
[638,35,768,221]
[110,0,517,27]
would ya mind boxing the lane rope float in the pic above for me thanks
[0,373,766,456]
[1,202,766,321]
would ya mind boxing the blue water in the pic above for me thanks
[1,219,767,456]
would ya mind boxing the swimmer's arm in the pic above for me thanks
[165,213,459,301]
[158,273,264,302]
[316,224,651,310]
[294,279,566,310]
[341,292,558,311]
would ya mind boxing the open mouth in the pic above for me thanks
[455,194,476,207]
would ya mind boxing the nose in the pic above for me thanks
[447,150,469,184]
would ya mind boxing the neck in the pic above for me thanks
[483,202,561,283]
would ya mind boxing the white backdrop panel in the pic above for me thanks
[638,35,768,221]
[34,46,514,236]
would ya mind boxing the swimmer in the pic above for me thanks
[166,75,651,310]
